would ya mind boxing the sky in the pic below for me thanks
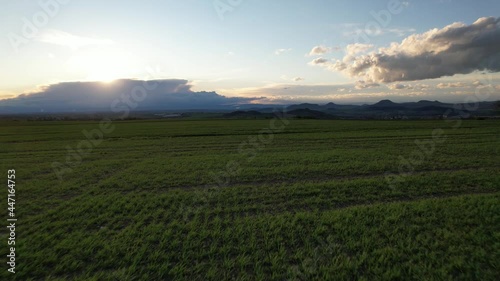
[0,0,500,112]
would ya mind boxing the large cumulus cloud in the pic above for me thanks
[315,17,500,83]
[0,79,259,113]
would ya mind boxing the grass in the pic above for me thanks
[0,119,498,280]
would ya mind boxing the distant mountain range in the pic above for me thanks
[231,100,500,119]
[1,99,499,120]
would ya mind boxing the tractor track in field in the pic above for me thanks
[226,190,500,217]
[150,190,500,224]
[167,165,500,191]
[180,190,500,221]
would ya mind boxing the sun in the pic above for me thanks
[87,70,122,83]
[101,79,116,84]
[67,47,140,83]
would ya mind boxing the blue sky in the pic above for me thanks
[1,0,500,109]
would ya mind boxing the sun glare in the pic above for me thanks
[67,48,140,83]
[89,71,121,83]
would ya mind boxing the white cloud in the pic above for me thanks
[308,45,329,56]
[346,43,374,56]
[280,75,305,82]
[36,29,113,49]
[414,84,430,91]
[388,83,411,90]
[355,80,380,89]
[436,82,468,89]
[275,48,292,55]
[388,83,430,90]
[473,80,483,86]
[319,17,500,83]
[307,45,340,56]
[309,57,329,65]
[342,25,417,37]
[385,28,417,37]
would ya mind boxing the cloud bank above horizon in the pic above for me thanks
[0,79,260,113]
[1,75,499,114]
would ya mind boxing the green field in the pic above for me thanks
[0,118,499,280]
